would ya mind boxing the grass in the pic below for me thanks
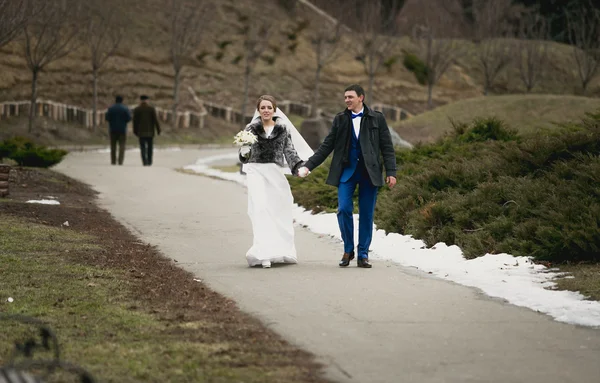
[212,164,241,173]
[0,206,325,382]
[0,115,241,148]
[393,94,600,143]
[287,114,306,131]
[554,264,600,301]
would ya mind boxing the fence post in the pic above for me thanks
[0,165,11,197]
[0,98,410,130]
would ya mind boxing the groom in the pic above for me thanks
[297,84,397,268]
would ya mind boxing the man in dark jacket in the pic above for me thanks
[297,84,397,268]
[133,95,161,166]
[105,95,132,165]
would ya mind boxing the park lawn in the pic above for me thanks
[394,94,600,143]
[554,264,600,301]
[212,164,242,173]
[0,115,240,148]
[0,167,328,383]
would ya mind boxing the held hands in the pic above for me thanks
[240,145,251,157]
[386,176,397,188]
[297,166,310,178]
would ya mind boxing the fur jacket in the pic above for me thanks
[238,117,304,174]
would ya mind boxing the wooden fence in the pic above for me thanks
[0,99,411,130]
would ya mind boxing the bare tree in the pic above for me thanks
[350,0,403,105]
[565,2,600,93]
[85,0,126,130]
[23,0,84,132]
[516,10,549,92]
[472,0,515,95]
[238,20,274,120]
[407,0,465,108]
[0,0,31,48]
[413,23,463,108]
[169,0,211,126]
[305,12,345,117]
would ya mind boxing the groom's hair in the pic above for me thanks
[256,95,277,111]
[345,84,365,98]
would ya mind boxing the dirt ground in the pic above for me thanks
[0,166,330,382]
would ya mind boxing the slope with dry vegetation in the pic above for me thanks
[0,0,598,121]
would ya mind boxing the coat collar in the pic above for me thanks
[246,117,286,139]
[344,103,373,118]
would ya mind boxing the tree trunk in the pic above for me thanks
[367,70,375,105]
[425,33,433,108]
[92,68,98,130]
[427,82,434,109]
[172,67,181,128]
[582,78,589,93]
[28,69,38,133]
[312,65,322,118]
[241,62,251,123]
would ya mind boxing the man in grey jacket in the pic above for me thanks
[297,84,397,268]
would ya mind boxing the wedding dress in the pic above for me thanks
[243,109,314,267]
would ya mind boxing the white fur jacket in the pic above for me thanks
[238,117,304,174]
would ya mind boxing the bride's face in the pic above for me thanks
[259,100,274,121]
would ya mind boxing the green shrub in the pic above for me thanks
[403,52,429,85]
[451,117,519,143]
[0,136,31,160]
[0,136,68,168]
[290,114,600,263]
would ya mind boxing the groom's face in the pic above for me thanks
[344,91,364,113]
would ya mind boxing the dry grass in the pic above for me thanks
[554,264,600,301]
[0,0,597,118]
[0,168,329,382]
[393,94,600,143]
[0,114,241,147]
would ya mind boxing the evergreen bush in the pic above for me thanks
[0,137,68,168]
[290,115,600,263]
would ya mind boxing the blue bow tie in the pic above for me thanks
[351,112,363,119]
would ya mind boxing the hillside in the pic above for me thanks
[394,94,600,143]
[0,0,598,119]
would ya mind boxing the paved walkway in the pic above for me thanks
[56,148,600,383]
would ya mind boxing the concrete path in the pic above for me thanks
[55,148,600,383]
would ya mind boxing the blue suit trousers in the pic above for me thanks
[337,164,378,259]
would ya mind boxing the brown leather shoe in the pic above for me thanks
[339,251,355,267]
[357,258,372,268]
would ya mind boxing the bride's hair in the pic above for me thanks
[256,95,277,111]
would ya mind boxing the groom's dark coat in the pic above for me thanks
[304,104,397,187]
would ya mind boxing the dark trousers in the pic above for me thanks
[109,132,126,165]
[139,137,154,166]
[337,164,378,259]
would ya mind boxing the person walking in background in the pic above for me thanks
[105,95,131,165]
[133,95,161,166]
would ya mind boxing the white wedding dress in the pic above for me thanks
[244,109,314,267]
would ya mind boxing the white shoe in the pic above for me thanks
[262,261,271,268]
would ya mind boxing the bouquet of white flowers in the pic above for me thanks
[233,130,258,147]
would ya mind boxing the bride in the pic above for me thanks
[238,95,314,268]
